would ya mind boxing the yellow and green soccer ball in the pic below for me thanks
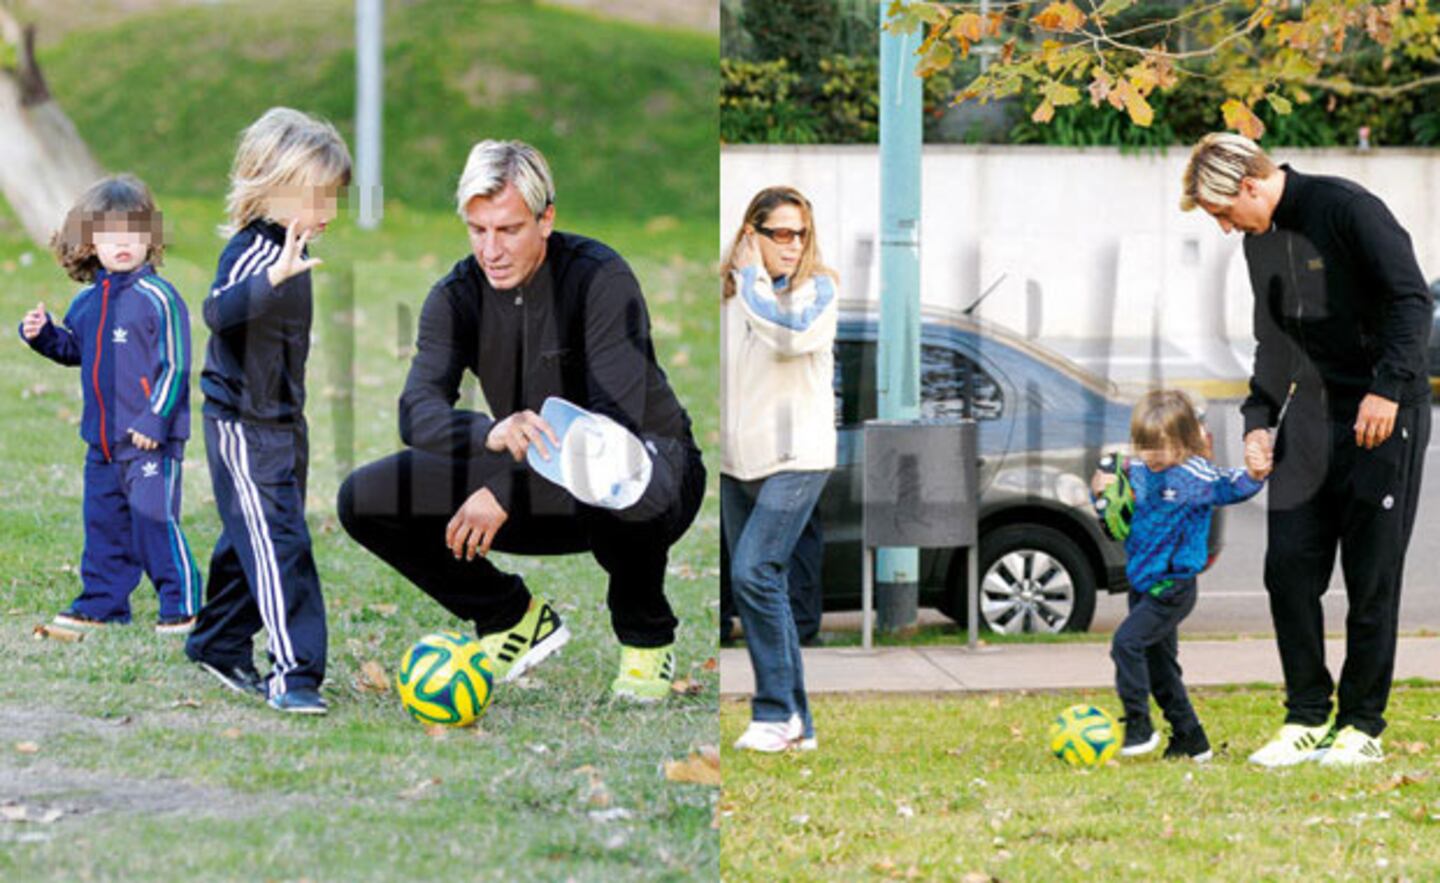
[396,631,495,727]
[1049,704,1120,766]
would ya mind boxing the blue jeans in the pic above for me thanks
[1110,578,1201,738]
[722,471,829,736]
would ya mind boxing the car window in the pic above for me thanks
[833,339,1004,427]
[922,342,1003,421]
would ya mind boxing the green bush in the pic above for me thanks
[720,53,954,144]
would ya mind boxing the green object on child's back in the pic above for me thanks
[1095,453,1135,542]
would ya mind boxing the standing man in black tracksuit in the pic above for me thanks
[338,140,705,704]
[1181,133,1432,767]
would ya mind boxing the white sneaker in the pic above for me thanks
[733,720,795,753]
[1317,726,1383,767]
[1120,731,1160,757]
[1248,723,1332,767]
[787,714,818,751]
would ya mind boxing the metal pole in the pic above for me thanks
[876,0,922,632]
[355,0,384,229]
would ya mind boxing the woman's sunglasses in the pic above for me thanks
[755,226,807,245]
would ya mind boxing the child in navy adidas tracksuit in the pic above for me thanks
[1092,389,1266,762]
[183,108,352,715]
[18,175,202,632]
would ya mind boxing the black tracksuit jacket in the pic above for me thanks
[398,231,697,511]
[1241,165,1432,434]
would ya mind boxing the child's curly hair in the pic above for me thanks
[50,175,165,282]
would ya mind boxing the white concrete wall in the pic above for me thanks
[721,144,1440,381]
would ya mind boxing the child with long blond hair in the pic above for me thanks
[184,107,351,714]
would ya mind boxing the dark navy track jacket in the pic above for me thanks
[200,220,312,424]
[20,265,192,461]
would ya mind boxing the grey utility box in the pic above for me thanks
[861,419,980,648]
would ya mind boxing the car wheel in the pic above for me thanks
[945,525,1097,634]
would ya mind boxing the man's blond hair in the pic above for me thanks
[1180,132,1277,212]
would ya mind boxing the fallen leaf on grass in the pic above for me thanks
[664,746,720,786]
[670,677,704,696]
[31,624,83,643]
[399,777,441,800]
[701,657,718,671]
[356,660,390,694]
[168,698,202,709]
[220,728,242,740]
[366,603,398,617]
[1375,772,1429,793]
[14,743,39,755]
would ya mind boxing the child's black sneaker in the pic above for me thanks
[267,688,327,715]
[1164,727,1214,763]
[1120,718,1159,756]
[155,615,197,635]
[192,657,266,698]
[53,610,111,629]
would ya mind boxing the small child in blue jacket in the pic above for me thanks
[19,174,201,632]
[1092,389,1265,762]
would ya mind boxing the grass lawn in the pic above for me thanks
[720,688,1440,880]
[2,1,719,876]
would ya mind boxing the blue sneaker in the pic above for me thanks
[267,688,328,715]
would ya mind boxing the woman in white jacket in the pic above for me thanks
[722,186,838,753]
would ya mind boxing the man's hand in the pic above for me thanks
[1244,428,1273,479]
[128,429,159,451]
[485,410,559,463]
[1091,469,1116,496]
[445,487,507,561]
[266,220,323,288]
[1355,393,1398,449]
[20,302,48,340]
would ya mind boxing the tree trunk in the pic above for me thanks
[0,5,103,247]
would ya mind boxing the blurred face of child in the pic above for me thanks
[268,184,341,237]
[91,215,152,273]
[463,182,554,291]
[749,203,806,280]
[1135,440,1185,472]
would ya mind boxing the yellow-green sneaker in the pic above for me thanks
[610,644,675,703]
[477,598,570,683]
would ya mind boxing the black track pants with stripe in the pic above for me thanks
[186,416,327,695]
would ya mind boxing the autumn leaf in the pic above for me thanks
[949,12,986,43]
[1223,98,1266,139]
[671,677,705,696]
[1088,68,1114,106]
[916,38,955,76]
[14,742,39,755]
[357,660,390,694]
[1032,1,1087,32]
[1114,79,1154,126]
[1031,100,1056,123]
[665,746,721,787]
[701,657,718,672]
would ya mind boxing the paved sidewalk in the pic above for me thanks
[719,636,1440,695]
